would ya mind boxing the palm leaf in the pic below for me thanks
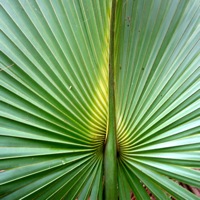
[115,0,200,199]
[0,0,200,199]
[0,0,111,199]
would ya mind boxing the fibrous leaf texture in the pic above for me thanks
[0,0,200,200]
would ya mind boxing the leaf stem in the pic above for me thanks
[104,0,117,199]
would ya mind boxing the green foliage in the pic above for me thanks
[0,0,200,199]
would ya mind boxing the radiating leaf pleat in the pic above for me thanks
[0,0,111,199]
[116,0,200,199]
[1,0,200,199]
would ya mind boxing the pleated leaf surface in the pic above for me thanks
[0,0,200,200]
[115,0,200,199]
[0,0,111,199]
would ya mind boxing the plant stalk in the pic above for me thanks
[104,0,117,199]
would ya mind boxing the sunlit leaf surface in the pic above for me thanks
[0,1,111,199]
[0,0,200,199]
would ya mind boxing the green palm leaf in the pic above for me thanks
[0,1,110,199]
[0,0,199,199]
[115,0,200,199]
